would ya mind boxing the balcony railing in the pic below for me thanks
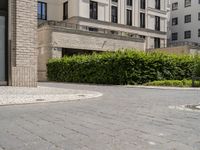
[38,20,143,40]
[168,41,200,48]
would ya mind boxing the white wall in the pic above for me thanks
[39,0,169,49]
[169,0,200,43]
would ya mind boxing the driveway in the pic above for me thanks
[0,82,200,150]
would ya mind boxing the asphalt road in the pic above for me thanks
[0,82,200,150]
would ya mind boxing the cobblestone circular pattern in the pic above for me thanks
[169,104,200,112]
[185,104,200,110]
[0,86,103,106]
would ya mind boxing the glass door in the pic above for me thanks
[0,16,5,83]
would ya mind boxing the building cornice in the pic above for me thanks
[68,16,167,35]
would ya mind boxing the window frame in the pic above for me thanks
[111,6,118,23]
[126,9,132,26]
[172,17,178,26]
[90,1,98,20]
[38,1,47,20]
[172,32,178,41]
[185,0,191,7]
[63,1,68,20]
[184,14,191,23]
[184,30,191,39]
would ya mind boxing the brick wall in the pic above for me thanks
[9,0,38,87]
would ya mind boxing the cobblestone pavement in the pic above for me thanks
[0,82,200,150]
[0,86,102,105]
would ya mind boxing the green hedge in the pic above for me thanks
[47,50,200,85]
[144,80,200,87]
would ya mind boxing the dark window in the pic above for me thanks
[184,30,191,39]
[111,6,118,23]
[155,0,161,9]
[140,13,145,28]
[127,0,132,6]
[185,15,191,23]
[140,0,146,9]
[172,33,178,41]
[63,2,68,20]
[112,0,118,2]
[172,2,178,10]
[198,29,200,37]
[127,9,132,26]
[88,27,98,32]
[185,0,191,7]
[0,0,8,11]
[90,1,98,19]
[154,38,160,48]
[172,17,178,25]
[38,1,47,20]
[155,16,160,31]
[198,12,200,20]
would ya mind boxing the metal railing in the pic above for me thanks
[38,20,143,40]
[168,41,200,48]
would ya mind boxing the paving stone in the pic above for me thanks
[0,82,199,150]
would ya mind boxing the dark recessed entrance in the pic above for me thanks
[62,48,101,57]
[0,0,8,86]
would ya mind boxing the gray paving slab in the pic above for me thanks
[0,82,200,150]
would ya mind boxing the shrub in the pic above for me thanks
[144,80,200,87]
[47,50,200,85]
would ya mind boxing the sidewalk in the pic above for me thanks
[0,86,102,106]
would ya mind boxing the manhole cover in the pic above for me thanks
[185,104,200,110]
[36,99,45,102]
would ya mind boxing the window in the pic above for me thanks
[38,1,47,20]
[172,2,178,10]
[127,9,132,26]
[155,16,160,31]
[155,0,161,10]
[127,0,132,6]
[198,12,200,20]
[90,1,98,19]
[184,31,191,39]
[140,13,145,28]
[172,33,178,41]
[111,6,118,23]
[63,2,68,20]
[198,29,200,37]
[154,38,160,48]
[140,0,146,9]
[89,27,98,32]
[185,0,191,7]
[185,15,191,23]
[112,0,118,3]
[172,17,178,25]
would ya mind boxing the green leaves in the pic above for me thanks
[47,50,200,85]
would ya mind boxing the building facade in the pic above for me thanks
[38,0,169,81]
[0,0,38,86]
[169,0,200,45]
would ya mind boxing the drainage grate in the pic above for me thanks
[185,104,200,110]
[36,99,45,102]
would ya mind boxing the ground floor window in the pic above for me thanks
[62,48,101,57]
[154,38,160,49]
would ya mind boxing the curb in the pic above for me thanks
[126,85,200,90]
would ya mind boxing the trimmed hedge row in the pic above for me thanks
[144,80,200,87]
[47,50,200,85]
